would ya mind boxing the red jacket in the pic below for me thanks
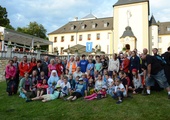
[122,58,130,73]
[19,62,32,77]
[56,63,64,77]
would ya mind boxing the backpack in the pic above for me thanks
[161,52,170,66]
[155,55,167,66]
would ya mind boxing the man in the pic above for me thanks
[73,67,83,80]
[78,55,88,73]
[19,56,32,78]
[141,54,170,99]
[41,56,49,77]
[143,48,148,55]
[162,46,170,84]
[66,56,77,74]
[32,60,42,76]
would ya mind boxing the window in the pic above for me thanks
[71,35,74,41]
[158,37,162,43]
[167,27,170,31]
[158,48,162,54]
[87,34,91,40]
[79,35,82,41]
[104,22,109,27]
[92,23,97,28]
[82,24,87,29]
[96,33,100,40]
[71,25,76,30]
[61,36,64,42]
[54,37,57,43]
[60,47,64,54]
[107,33,110,39]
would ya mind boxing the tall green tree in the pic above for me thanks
[0,5,14,30]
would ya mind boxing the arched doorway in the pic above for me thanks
[125,44,130,51]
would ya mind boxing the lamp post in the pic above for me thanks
[67,46,70,61]
[36,43,41,59]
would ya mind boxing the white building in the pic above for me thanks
[48,0,170,55]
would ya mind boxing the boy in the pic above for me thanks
[60,76,71,96]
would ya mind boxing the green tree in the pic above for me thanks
[0,5,14,30]
[16,22,48,50]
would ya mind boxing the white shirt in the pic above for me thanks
[115,83,126,96]
[108,59,120,72]
[60,82,71,95]
[107,78,113,87]
[73,71,82,79]
[57,80,64,86]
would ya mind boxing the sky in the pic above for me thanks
[0,0,170,34]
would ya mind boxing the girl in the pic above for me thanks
[37,71,48,84]
[32,85,62,102]
[65,69,70,78]
[84,86,107,100]
[95,74,106,91]
[68,74,76,93]
[30,70,38,92]
[5,60,16,95]
[94,58,102,73]
[47,70,59,94]
[112,70,118,81]
[57,74,64,86]
[86,59,94,76]
[48,59,56,77]
[132,69,143,94]
[19,73,32,99]
[36,79,48,97]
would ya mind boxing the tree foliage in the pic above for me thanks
[0,5,14,30]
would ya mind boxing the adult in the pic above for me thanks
[100,55,108,73]
[5,60,17,95]
[56,59,64,77]
[143,48,148,55]
[48,59,56,77]
[120,54,130,73]
[129,51,140,73]
[42,56,49,77]
[75,56,80,66]
[162,46,170,84]
[19,56,32,78]
[141,54,170,99]
[95,74,106,91]
[66,56,77,74]
[86,59,94,76]
[32,60,42,76]
[108,53,120,77]
[30,57,37,72]
[78,54,88,73]
[73,67,82,80]
[13,56,20,93]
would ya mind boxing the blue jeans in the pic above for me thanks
[112,91,123,98]
[146,70,169,88]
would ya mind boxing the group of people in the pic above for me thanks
[4,46,170,104]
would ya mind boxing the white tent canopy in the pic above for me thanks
[0,26,53,50]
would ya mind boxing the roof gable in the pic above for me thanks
[113,0,148,7]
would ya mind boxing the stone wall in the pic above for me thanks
[0,59,8,82]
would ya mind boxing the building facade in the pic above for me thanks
[48,0,170,55]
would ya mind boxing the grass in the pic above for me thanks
[0,81,170,120]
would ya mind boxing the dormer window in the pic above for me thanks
[82,24,87,29]
[104,22,109,27]
[92,23,97,28]
[71,25,76,30]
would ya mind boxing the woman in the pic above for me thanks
[108,53,120,77]
[19,73,32,99]
[30,70,38,93]
[94,58,102,73]
[47,70,59,94]
[37,71,48,84]
[56,59,64,77]
[120,54,130,73]
[95,74,106,91]
[30,57,37,72]
[48,59,56,77]
[5,60,16,96]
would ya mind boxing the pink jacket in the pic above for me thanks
[37,83,48,89]
[5,65,16,79]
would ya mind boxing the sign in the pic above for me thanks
[86,42,93,52]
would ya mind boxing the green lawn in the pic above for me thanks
[0,81,169,120]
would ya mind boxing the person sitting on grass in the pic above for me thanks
[19,72,32,99]
[57,74,64,86]
[60,76,71,96]
[84,86,107,101]
[65,78,87,101]
[31,85,63,102]
[47,70,59,94]
[112,77,126,104]
[36,79,48,97]
[37,71,48,84]
[88,78,95,94]
[132,69,143,94]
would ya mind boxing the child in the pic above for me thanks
[112,78,126,104]
[88,78,95,94]
[84,86,107,100]
[94,70,99,82]
[57,74,64,86]
[31,85,62,102]
[132,69,143,94]
[112,70,118,81]
[65,78,87,101]
[75,76,80,84]
[65,69,70,78]
[119,71,128,97]
[36,79,48,97]
[60,76,71,96]
[68,74,76,93]
[86,59,94,76]
[82,73,88,91]
[47,70,59,94]
[105,74,114,89]
[37,71,48,84]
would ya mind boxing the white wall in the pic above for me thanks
[158,35,170,54]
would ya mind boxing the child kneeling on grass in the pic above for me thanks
[31,85,63,102]
[65,78,87,101]
[36,79,48,97]
[112,78,126,104]
[84,86,107,100]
